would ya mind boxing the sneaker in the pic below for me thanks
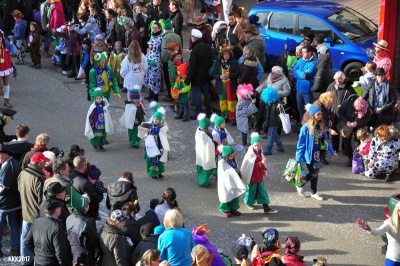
[385,174,392,182]
[311,193,324,201]
[222,212,232,217]
[264,208,278,214]
[62,71,69,75]
[230,210,241,216]
[245,204,255,210]
[296,187,305,197]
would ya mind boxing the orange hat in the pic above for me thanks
[164,42,179,51]
[177,62,188,78]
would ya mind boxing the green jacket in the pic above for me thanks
[89,66,120,102]
[174,77,190,103]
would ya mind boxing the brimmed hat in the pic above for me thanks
[43,198,63,212]
[11,10,24,19]
[374,67,386,76]
[244,24,259,35]
[193,16,205,25]
[45,182,66,197]
[31,152,51,164]
[373,40,389,51]
[191,29,202,39]
[110,209,130,222]
[0,108,17,119]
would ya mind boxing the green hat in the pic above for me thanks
[164,18,173,30]
[153,111,163,122]
[94,51,108,68]
[197,113,211,129]
[251,132,261,145]
[70,186,87,212]
[211,113,225,127]
[150,101,161,113]
[222,145,234,157]
[94,89,103,99]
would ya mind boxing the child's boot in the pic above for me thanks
[182,113,189,122]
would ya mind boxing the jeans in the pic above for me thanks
[192,83,211,116]
[306,163,319,194]
[20,220,34,265]
[265,126,283,153]
[43,30,53,52]
[241,132,248,146]
[296,92,314,121]
[180,102,189,114]
[0,210,20,250]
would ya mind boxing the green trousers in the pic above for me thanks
[90,132,107,147]
[197,165,215,186]
[218,197,240,213]
[144,151,165,178]
[128,125,140,147]
[243,182,270,205]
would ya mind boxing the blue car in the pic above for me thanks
[248,0,377,80]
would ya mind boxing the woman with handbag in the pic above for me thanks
[295,104,338,200]
[338,96,371,167]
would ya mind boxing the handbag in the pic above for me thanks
[336,120,353,138]
[278,106,291,134]
[352,150,364,174]
[144,135,161,158]
[282,158,307,187]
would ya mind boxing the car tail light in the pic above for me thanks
[385,205,390,220]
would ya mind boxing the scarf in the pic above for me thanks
[199,128,213,140]
[354,97,368,119]
[93,103,105,137]
[149,123,162,171]
[221,59,230,83]
[227,159,238,170]
[15,19,23,24]
[125,29,132,41]
[374,79,389,109]
[152,31,162,37]
[95,67,112,89]
[215,128,227,145]
[375,50,389,61]
[117,16,126,26]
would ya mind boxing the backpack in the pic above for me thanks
[251,250,281,266]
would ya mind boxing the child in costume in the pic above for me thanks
[192,224,227,266]
[140,111,170,180]
[80,37,92,85]
[217,145,246,217]
[89,51,121,102]
[195,113,217,187]
[211,114,234,157]
[236,83,258,147]
[241,133,277,214]
[119,87,146,148]
[108,41,126,87]
[166,44,181,114]
[173,62,191,122]
[260,87,284,156]
[355,127,372,175]
[84,89,114,151]
[0,30,14,108]
[27,22,41,69]
[90,34,108,65]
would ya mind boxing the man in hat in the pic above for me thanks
[169,0,183,39]
[25,198,72,266]
[18,151,50,265]
[89,51,121,102]
[4,124,34,164]
[40,182,69,226]
[244,24,266,70]
[0,144,21,257]
[189,16,212,50]
[185,29,212,119]
[372,39,392,80]
[147,0,169,21]
[161,19,183,101]
[0,107,17,144]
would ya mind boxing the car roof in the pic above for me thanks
[252,0,345,18]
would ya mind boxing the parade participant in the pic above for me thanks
[119,88,146,147]
[211,114,234,155]
[27,22,41,69]
[89,51,121,102]
[106,171,140,213]
[251,228,282,265]
[173,62,191,122]
[165,43,181,112]
[120,40,148,101]
[85,90,114,151]
[295,104,338,200]
[241,133,276,214]
[195,113,217,187]
[0,31,13,108]
[236,83,257,147]
[213,45,239,125]
[108,41,126,88]
[140,111,170,180]
[90,33,108,66]
[217,145,246,217]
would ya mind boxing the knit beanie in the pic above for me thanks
[89,164,101,180]
[94,89,103,99]
[211,113,225,127]
[305,104,321,116]
[164,18,173,30]
[150,101,161,113]
[198,113,211,130]
[129,88,141,99]
[153,111,163,122]
[222,145,234,157]
[250,132,261,145]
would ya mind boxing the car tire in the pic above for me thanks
[343,62,364,81]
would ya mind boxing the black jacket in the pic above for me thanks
[238,56,259,89]
[93,11,106,33]
[40,197,70,228]
[106,180,140,213]
[123,217,142,248]
[146,2,170,21]
[0,117,17,145]
[68,169,103,218]
[25,216,72,266]
[0,157,21,211]
[131,234,160,265]
[310,54,334,101]
[213,58,239,95]
[362,78,396,127]
[0,0,18,35]
[326,79,356,125]
[185,39,212,87]
[338,94,371,128]
[170,9,183,38]
[4,140,34,164]
[66,211,99,265]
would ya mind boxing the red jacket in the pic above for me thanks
[282,254,306,266]
[249,150,267,184]
[0,43,12,73]
[49,2,66,30]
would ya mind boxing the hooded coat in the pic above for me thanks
[106,179,140,213]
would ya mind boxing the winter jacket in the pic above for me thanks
[238,56,259,89]
[327,79,357,125]
[4,140,33,164]
[72,17,102,44]
[247,35,266,69]
[310,54,334,100]
[161,31,182,63]
[39,197,70,228]
[170,9,183,38]
[362,78,396,127]
[185,39,212,87]
[146,1,170,21]
[132,234,160,265]
[93,11,106,33]
[123,218,142,248]
[12,20,27,40]
[301,99,334,126]
[155,202,175,225]
[263,101,281,128]
[99,223,133,266]
[213,58,239,95]
[81,47,92,69]
[256,73,291,98]
[137,210,160,235]
[110,18,125,47]
[49,1,66,30]
[0,157,21,211]
[21,147,48,170]
[236,99,258,134]
[25,216,72,266]
[338,94,371,129]
[66,211,99,265]
[125,27,142,48]
[293,57,317,94]
[188,24,212,50]
[106,179,140,213]
[40,0,51,31]
[18,164,45,223]
[282,254,306,266]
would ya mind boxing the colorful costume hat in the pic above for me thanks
[237,83,254,99]
[198,113,211,130]
[164,18,173,30]
[210,113,225,127]
[150,101,161,113]
[261,87,279,105]
[94,51,108,67]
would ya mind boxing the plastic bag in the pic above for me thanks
[282,158,307,187]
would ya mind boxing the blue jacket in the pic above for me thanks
[295,123,335,164]
[81,47,91,69]
[13,20,27,40]
[158,227,195,266]
[293,58,316,94]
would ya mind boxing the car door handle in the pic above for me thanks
[262,34,270,39]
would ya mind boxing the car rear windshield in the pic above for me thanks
[326,7,377,41]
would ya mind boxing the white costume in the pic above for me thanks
[217,159,246,203]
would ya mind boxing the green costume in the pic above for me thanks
[218,197,240,213]
[243,183,270,205]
